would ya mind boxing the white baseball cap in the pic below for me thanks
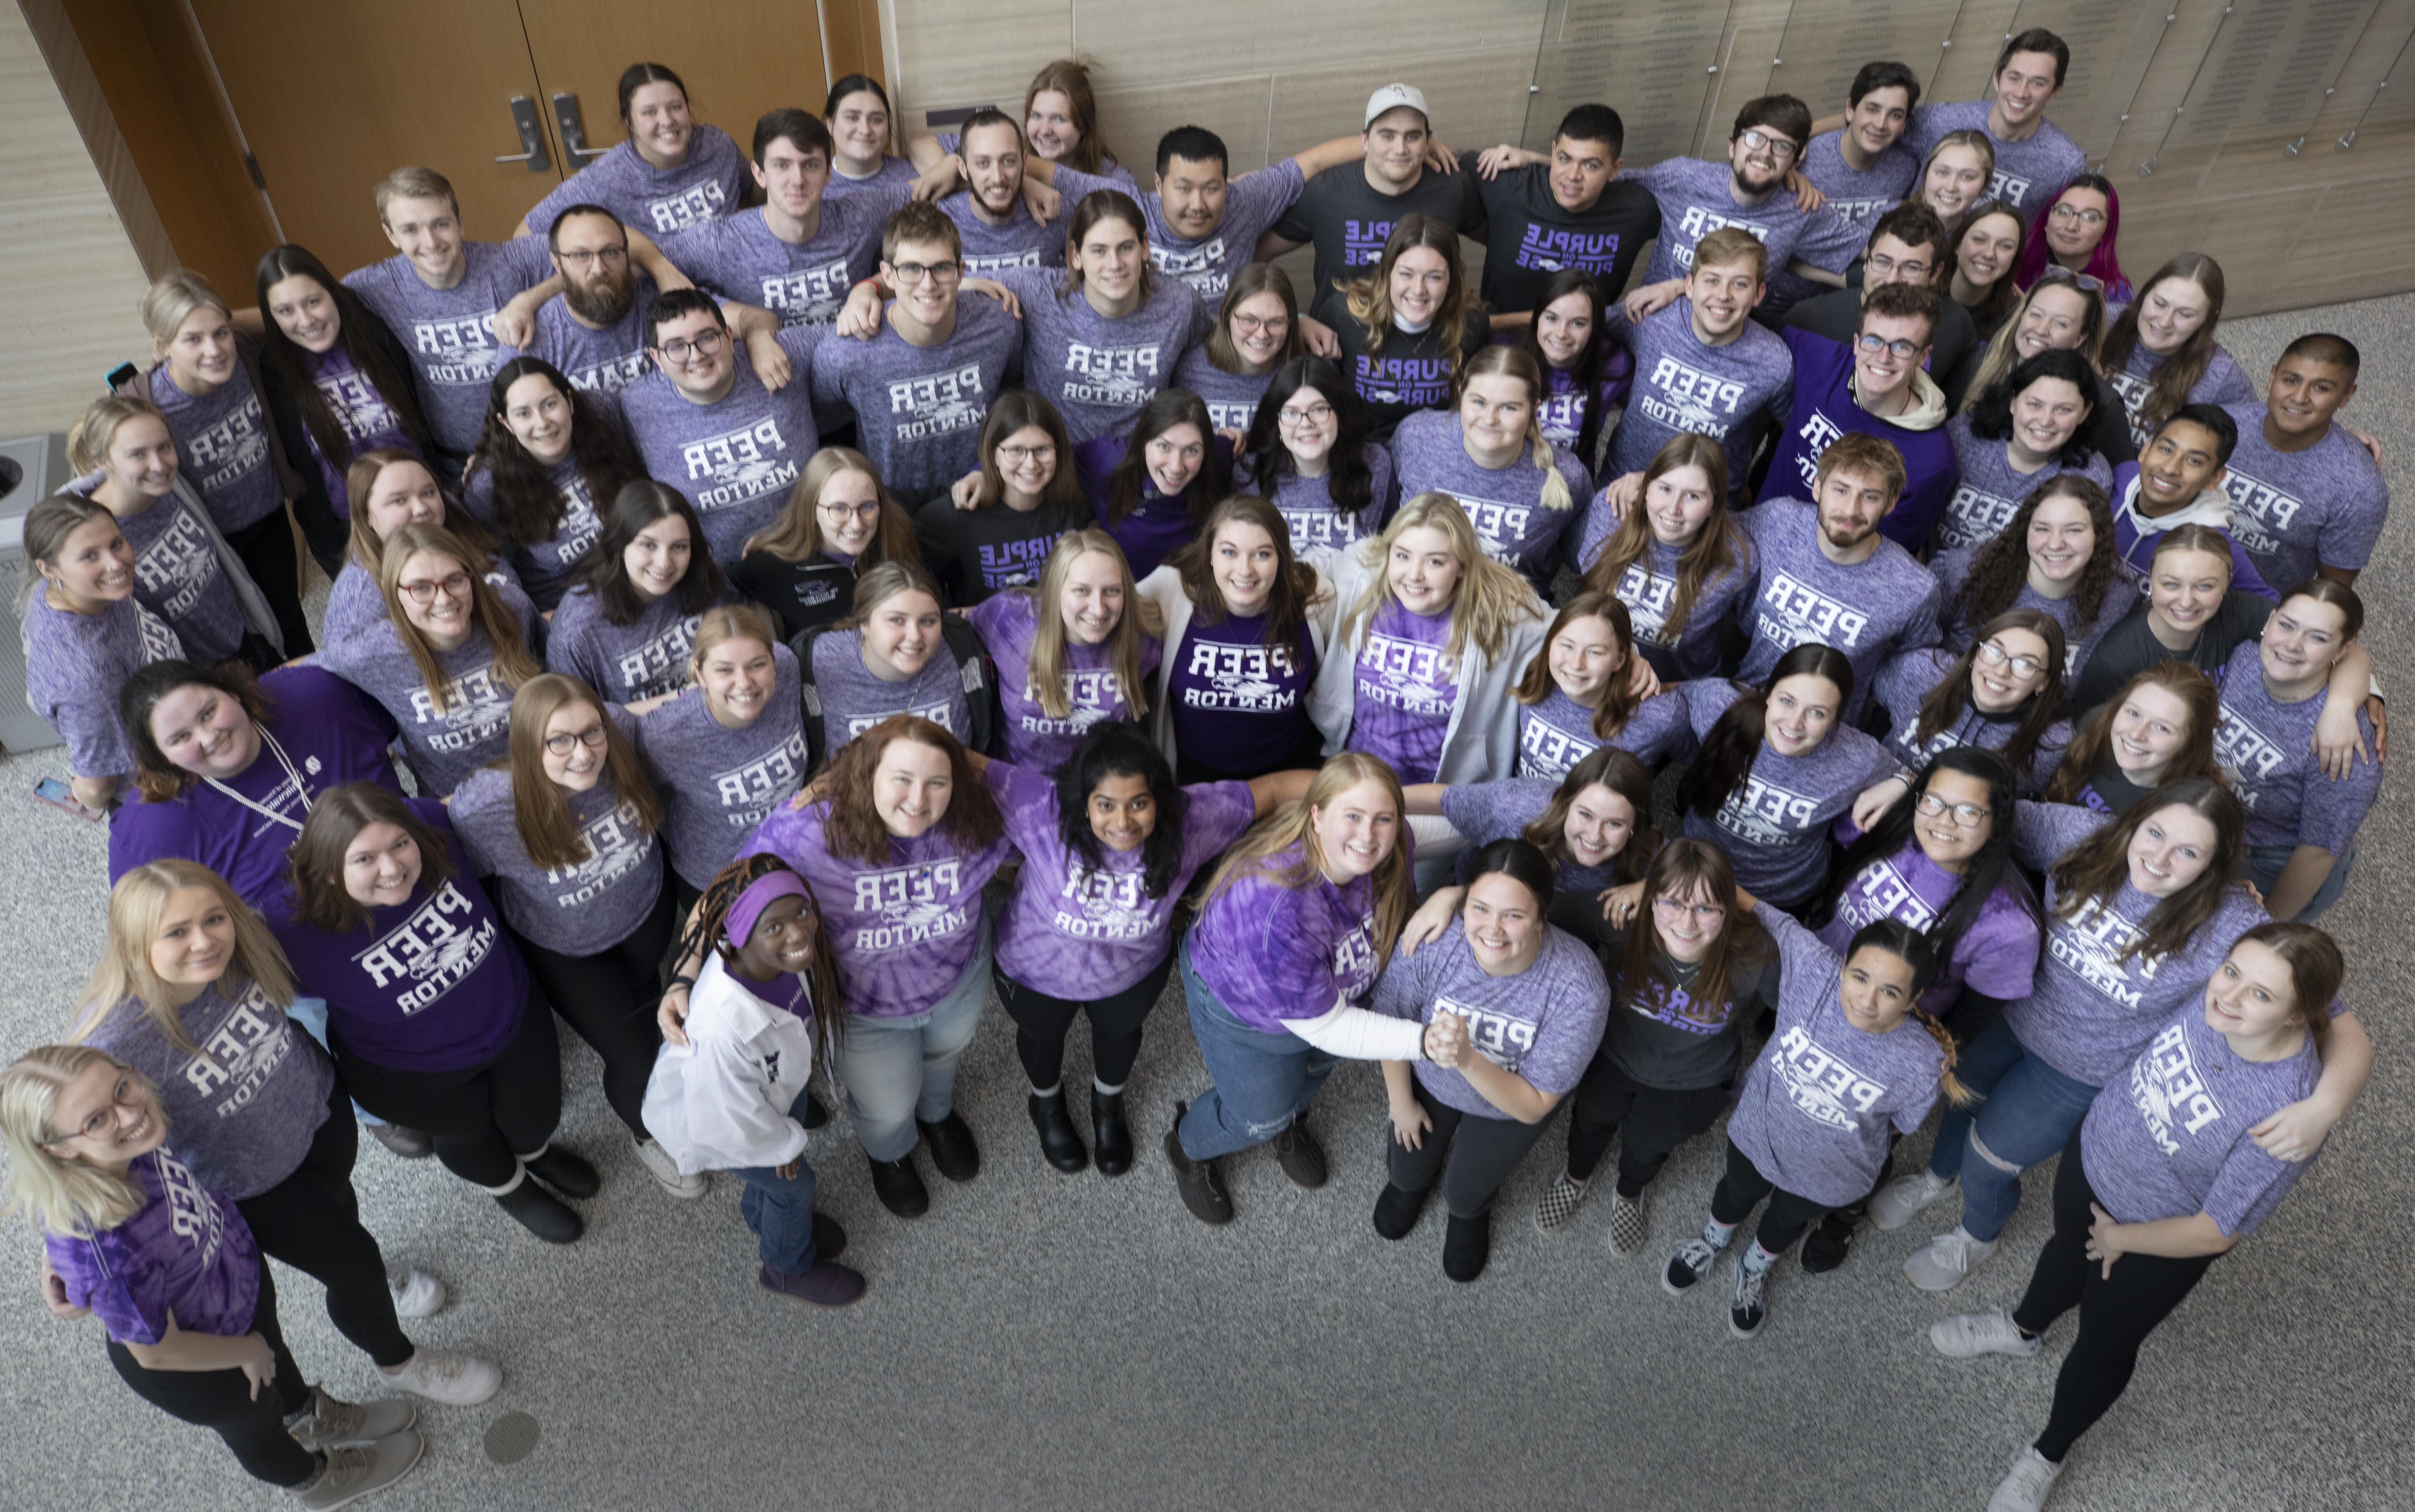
[1364,83,1430,129]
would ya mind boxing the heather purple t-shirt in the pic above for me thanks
[2081,1003,2320,1235]
[1345,599,1458,784]
[1440,777,1630,895]
[1817,827,2041,1016]
[495,270,658,397]
[634,642,806,889]
[317,586,538,796]
[45,1148,259,1346]
[1060,160,1304,300]
[301,345,419,517]
[2214,405,2391,590]
[1237,443,1393,569]
[1759,328,1960,550]
[827,156,920,202]
[1872,646,2072,794]
[987,267,1206,443]
[1515,685,1693,781]
[321,553,525,651]
[809,295,1023,498]
[2212,643,2380,853]
[1933,414,2114,553]
[1188,843,1381,1030]
[2104,331,2252,450]
[25,593,182,781]
[989,761,1256,995]
[1572,526,1756,682]
[460,453,605,611]
[737,798,1013,1018]
[1725,908,1946,1205]
[1373,922,1609,1118]
[968,590,1160,771]
[343,239,558,453]
[546,585,728,703]
[1166,606,1317,774]
[661,189,907,329]
[147,367,282,532]
[1677,678,1897,904]
[1906,101,2085,217]
[807,626,974,759]
[1737,497,1943,720]
[1387,408,1588,590]
[452,723,665,956]
[111,492,246,664]
[528,126,748,239]
[942,193,1067,274]
[1174,347,1274,435]
[1601,298,1795,493]
[1630,156,1864,298]
[618,325,824,561]
[1799,131,1920,224]
[1926,545,2135,672]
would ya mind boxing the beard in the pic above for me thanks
[565,267,637,326]
[1731,159,1788,197]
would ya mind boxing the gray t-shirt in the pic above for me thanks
[1174,347,1275,435]
[1934,413,2114,553]
[496,271,658,396]
[450,708,665,956]
[2214,407,2391,590]
[1386,408,1588,590]
[806,625,973,763]
[809,296,1024,498]
[1601,298,1794,496]
[1906,101,2086,219]
[27,593,182,781]
[343,239,558,453]
[1629,156,1862,310]
[1270,166,1487,308]
[1372,922,1610,1118]
[632,643,807,889]
[617,325,824,562]
[460,453,606,612]
[662,190,909,330]
[147,367,283,532]
[526,127,749,239]
[546,585,729,704]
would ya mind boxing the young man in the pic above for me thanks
[2106,404,2277,598]
[1738,433,1943,720]
[618,289,823,562]
[1759,281,1956,551]
[496,206,658,395]
[1460,104,1662,322]
[2217,335,2388,589]
[1801,62,1923,224]
[1260,84,1485,304]
[1779,202,1978,402]
[810,204,1024,500]
[1901,30,2085,217]
[923,109,1069,274]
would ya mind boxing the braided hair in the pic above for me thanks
[676,854,846,1048]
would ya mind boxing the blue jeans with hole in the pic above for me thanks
[1925,1015,2103,1243]
[730,1089,821,1273]
[1174,937,1337,1162]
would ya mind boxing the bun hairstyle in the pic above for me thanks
[1679,643,1854,821]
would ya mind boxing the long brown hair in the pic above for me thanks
[1337,493,1541,666]
[1580,432,1741,638]
[1195,752,1413,961]
[376,522,541,714]
[286,782,457,936]
[1341,215,1476,377]
[1679,644,1855,820]
[571,479,731,625]
[2044,662,2219,805]
[2230,920,2339,1054]
[1525,745,1658,884]
[1205,263,1304,373]
[746,447,922,570]
[1949,474,2117,634]
[2046,776,2247,964]
[345,449,502,572]
[1950,200,2026,330]
[1912,609,2069,778]
[1614,839,1772,1025]
[817,715,1005,864]
[1102,389,1224,528]
[253,244,432,472]
[1059,190,1159,305]
[1022,530,1163,719]
[971,391,1086,510]
[72,860,297,1056]
[1514,592,1641,740]
[120,658,271,803]
[2098,253,2229,438]
[499,674,663,871]
[1164,495,1320,651]
[1023,58,1116,175]
[467,356,645,550]
[673,854,844,1048]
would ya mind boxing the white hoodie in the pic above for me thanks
[642,953,820,1176]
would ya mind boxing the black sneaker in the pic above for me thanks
[495,1179,582,1244]
[1163,1103,1233,1225]
[1729,1258,1769,1338]
[916,1112,981,1182]
[1372,1183,1429,1240]
[1442,1211,1492,1283]
[1663,1237,1721,1296]
[867,1154,929,1218]
[1799,1211,1857,1274]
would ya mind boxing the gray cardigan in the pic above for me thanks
[1136,562,1336,772]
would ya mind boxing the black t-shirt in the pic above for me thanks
[2069,592,2265,717]
[1602,947,1781,1091]
[730,550,859,642]
[1273,167,1486,309]
[1310,291,1488,441]
[1779,287,1980,408]
[1459,155,1660,313]
[913,493,1094,607]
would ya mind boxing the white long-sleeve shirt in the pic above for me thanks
[641,953,820,1176]
[1284,994,1428,1060]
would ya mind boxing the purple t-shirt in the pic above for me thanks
[1817,828,2041,1016]
[528,126,748,239]
[2104,331,2253,450]
[45,1148,259,1346]
[302,345,419,518]
[736,798,1012,1018]
[1345,599,1458,784]
[1933,414,2114,553]
[25,592,183,781]
[1602,298,1795,492]
[1373,922,1609,1118]
[617,324,824,562]
[1737,497,1943,720]
[1237,443,1394,569]
[1533,355,1630,452]
[1573,527,1756,682]
[1630,156,1864,297]
[807,625,975,760]
[1907,100,2086,217]
[809,295,1023,498]
[343,239,558,453]
[1441,777,1628,895]
[1387,408,1587,590]
[147,367,282,533]
[1515,685,1693,781]
[460,453,605,611]
[1058,160,1305,301]
[989,761,1256,995]
[321,553,525,651]
[662,189,907,329]
[986,266,1205,443]
[2214,406,2391,590]
[86,980,336,1201]
[968,589,1160,771]
[108,665,401,906]
[1080,431,1224,581]
[451,719,665,956]
[546,584,726,703]
[942,193,1068,275]
[1760,328,1960,550]
[634,643,806,889]
[2081,1003,2320,1235]
[1799,130,1920,224]
[317,586,538,796]
[112,491,246,664]
[2006,801,2271,1086]
[1926,545,2135,673]
[1677,678,1896,904]
[1166,605,1317,774]
[827,155,920,201]
[1174,347,1274,435]
[1872,646,2072,795]
[1188,843,1381,1029]
[261,799,529,1072]
[1725,909,1946,1205]
[2212,643,2380,853]
[495,270,658,397]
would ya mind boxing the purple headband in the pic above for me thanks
[725,871,809,950]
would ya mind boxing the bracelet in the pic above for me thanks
[668,974,696,990]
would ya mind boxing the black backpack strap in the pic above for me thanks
[791,624,837,772]
[941,615,1000,759]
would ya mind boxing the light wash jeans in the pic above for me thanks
[2245,840,2356,920]
[1926,1016,2102,1242]
[836,920,992,1162]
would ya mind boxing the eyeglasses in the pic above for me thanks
[1915,792,1994,827]
[1864,251,1933,282]
[556,246,628,267]
[2033,266,2105,294]
[1278,401,1335,427]
[1975,639,2047,679]
[542,723,608,757]
[998,443,1056,464]
[60,1074,145,1140]
[1232,313,1291,335]
[1653,896,1728,922]
[2049,203,2108,227]
[889,259,962,284]
[1854,332,1927,359]
[399,571,472,605]
[654,329,728,362]
[1738,128,1801,163]
[818,498,883,520]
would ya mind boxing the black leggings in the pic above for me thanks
[1386,1077,1555,1218]
[1176,722,1327,785]
[1708,1136,1833,1256]
[234,1075,413,1367]
[332,997,563,1188]
[288,486,352,582]
[2012,1128,2219,1462]
[510,885,675,1140]
[108,1258,317,1487]
[1565,1055,1732,1197]
[993,950,1173,1091]
[220,506,315,658]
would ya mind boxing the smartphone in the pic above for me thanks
[33,777,102,821]
[103,361,140,394]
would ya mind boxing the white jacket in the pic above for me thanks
[1135,562,1336,771]
[641,954,820,1176]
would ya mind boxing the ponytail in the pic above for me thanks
[1532,423,1572,512]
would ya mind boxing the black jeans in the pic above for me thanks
[288,485,352,581]
[511,885,675,1140]
[993,949,1173,1091]
[108,1258,317,1486]
[1709,1136,1833,1256]
[1386,1077,1555,1218]
[332,996,563,1188]
[2013,1128,2219,1462]
[1565,1055,1732,1198]
[234,1075,413,1367]
[220,506,315,658]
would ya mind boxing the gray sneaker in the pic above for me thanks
[1931,1309,2043,1360]
[1605,1193,1648,1256]
[1904,1226,1999,1292]
[286,1387,416,1453]
[1986,1445,2066,1512]
[1533,1172,1589,1233]
[1869,1169,1954,1231]
[293,1431,425,1509]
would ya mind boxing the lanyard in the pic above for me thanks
[203,724,312,834]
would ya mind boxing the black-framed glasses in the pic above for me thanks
[1855,332,1926,359]
[1915,792,1993,827]
[654,329,728,362]
[889,260,962,284]
[1738,127,1801,162]
[542,724,608,757]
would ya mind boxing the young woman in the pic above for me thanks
[1957,272,2125,462]
[1092,388,1227,580]
[822,74,916,200]
[263,784,596,1243]
[547,481,736,705]
[1947,200,2026,346]
[633,606,807,916]
[462,356,645,610]
[1311,214,1489,439]
[643,856,862,1306]
[1370,839,1611,1282]
[71,862,498,1402]
[1576,433,1755,680]
[732,446,924,641]
[3,1045,426,1504]
[795,562,991,770]
[2017,175,2130,302]
[23,496,185,815]
[1164,754,1461,1225]
[1933,924,2344,1512]
[988,59,1133,189]
[2043,662,2220,816]
[1865,610,2073,797]
[1400,744,1659,937]
[2098,253,2254,450]
[1930,476,2133,666]
[1673,644,1896,911]
[1388,343,1590,590]
[520,62,746,238]
[450,673,697,1197]
[2070,527,2272,714]
[319,522,542,797]
[988,723,1294,1175]
[1913,131,1995,236]
[1232,356,1394,569]
[322,449,520,647]
[1934,349,2111,553]
[1507,269,1628,464]
[1173,263,1305,437]
[968,528,1162,772]
[1510,593,1691,781]
[918,391,1095,606]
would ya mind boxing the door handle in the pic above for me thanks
[552,93,611,161]
[495,95,552,171]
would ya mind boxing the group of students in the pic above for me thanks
[3,34,2390,1512]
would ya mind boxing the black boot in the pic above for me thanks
[495,1176,583,1243]
[1090,1087,1133,1176]
[917,1111,981,1182]
[522,1144,599,1199]
[867,1154,929,1218]
[1027,1090,1090,1173]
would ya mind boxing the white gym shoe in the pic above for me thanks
[1986,1445,2066,1512]
[378,1348,502,1405]
[637,1138,709,1198]
[1905,1226,1999,1292]
[1869,1169,1954,1231]
[385,1266,445,1319]
[293,1430,425,1509]
[1931,1308,2043,1359]
[286,1386,416,1452]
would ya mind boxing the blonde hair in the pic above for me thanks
[1339,492,1543,665]
[1957,275,2109,415]
[1023,530,1163,719]
[746,448,923,570]
[377,521,541,714]
[375,165,459,223]
[72,861,297,1057]
[688,603,780,678]
[2,1046,158,1238]
[139,270,232,352]
[1456,344,1571,512]
[1196,752,1413,961]
[67,394,171,476]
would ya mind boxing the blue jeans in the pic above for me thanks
[730,1090,821,1273]
[1925,1015,2102,1243]
[2245,840,2356,920]
[836,919,991,1162]
[1174,938,1337,1162]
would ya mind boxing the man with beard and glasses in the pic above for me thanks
[1760,281,1956,551]
[496,205,663,397]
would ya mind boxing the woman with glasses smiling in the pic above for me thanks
[919,392,1094,606]
[1234,356,1393,571]
[2017,175,2129,302]
[1862,609,2074,802]
[547,481,739,707]
[732,447,924,640]
[1174,264,1305,439]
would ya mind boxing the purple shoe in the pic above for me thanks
[759,1260,865,1308]
[812,1211,847,1262]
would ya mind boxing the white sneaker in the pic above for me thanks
[1986,1445,2066,1512]
[637,1138,709,1199]
[1931,1308,2043,1359]
[385,1266,445,1319]
[379,1348,502,1405]
[1869,1169,1954,1231]
[1905,1226,1998,1292]
[293,1430,425,1509]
